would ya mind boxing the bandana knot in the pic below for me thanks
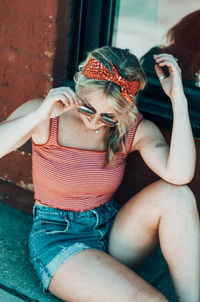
[82,57,140,107]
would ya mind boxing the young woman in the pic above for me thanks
[0,46,199,302]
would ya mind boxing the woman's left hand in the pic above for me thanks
[154,54,184,102]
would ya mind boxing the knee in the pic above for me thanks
[154,297,169,302]
[158,180,198,213]
[144,295,168,302]
[149,296,169,302]
[132,291,169,302]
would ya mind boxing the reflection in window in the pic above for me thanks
[112,0,200,138]
[113,0,159,58]
[113,0,200,87]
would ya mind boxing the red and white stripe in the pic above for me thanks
[32,115,142,211]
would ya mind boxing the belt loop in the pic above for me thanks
[33,205,36,217]
[72,211,76,222]
[90,209,99,227]
[66,211,75,222]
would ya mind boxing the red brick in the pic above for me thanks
[0,85,50,119]
[0,49,54,76]
[0,0,60,20]
[0,14,35,37]
[0,0,72,210]
[0,4,71,41]
[0,24,57,51]
[0,149,32,185]
[0,67,52,93]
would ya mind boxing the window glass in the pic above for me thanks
[112,0,200,138]
[113,1,199,55]
[113,0,200,86]
[113,0,159,58]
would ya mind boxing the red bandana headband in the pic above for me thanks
[82,57,140,107]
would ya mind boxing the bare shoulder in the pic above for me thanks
[131,118,166,152]
[5,98,44,122]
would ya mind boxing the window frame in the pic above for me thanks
[66,0,200,139]
[67,0,118,81]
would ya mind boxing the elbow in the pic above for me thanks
[172,178,193,186]
[163,173,195,185]
[183,173,195,184]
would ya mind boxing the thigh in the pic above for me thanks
[29,199,121,292]
[48,248,167,302]
[108,180,176,267]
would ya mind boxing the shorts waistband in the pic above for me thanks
[33,198,116,221]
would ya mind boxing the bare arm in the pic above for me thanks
[133,118,195,185]
[132,54,196,185]
[0,99,44,158]
[0,87,80,158]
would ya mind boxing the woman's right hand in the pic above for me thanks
[36,87,81,120]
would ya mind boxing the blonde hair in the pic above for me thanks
[74,46,146,165]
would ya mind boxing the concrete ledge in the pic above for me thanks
[0,202,61,302]
[0,201,176,301]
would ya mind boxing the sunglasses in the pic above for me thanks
[77,102,118,127]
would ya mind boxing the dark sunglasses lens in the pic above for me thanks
[78,106,117,127]
[77,106,94,116]
[101,117,117,127]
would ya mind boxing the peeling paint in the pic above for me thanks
[44,50,54,58]
[1,176,12,184]
[8,53,16,62]
[0,175,34,192]
[1,176,9,180]
[16,181,34,192]
[1,177,33,192]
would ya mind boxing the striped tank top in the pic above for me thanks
[32,115,143,211]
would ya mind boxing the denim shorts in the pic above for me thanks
[29,199,120,293]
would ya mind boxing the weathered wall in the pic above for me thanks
[0,0,72,212]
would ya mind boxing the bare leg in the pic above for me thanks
[108,180,200,302]
[48,248,168,302]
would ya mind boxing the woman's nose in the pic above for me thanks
[90,114,100,124]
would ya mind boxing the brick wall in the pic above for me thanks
[0,0,72,212]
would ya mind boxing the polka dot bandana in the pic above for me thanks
[82,57,140,107]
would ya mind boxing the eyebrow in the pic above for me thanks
[77,95,116,117]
